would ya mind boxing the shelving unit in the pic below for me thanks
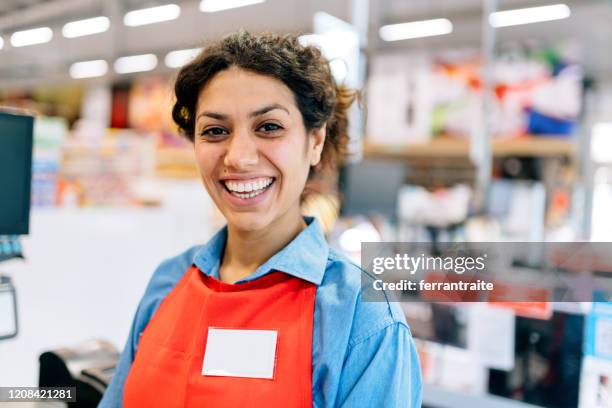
[362,136,576,189]
[153,137,576,181]
[363,136,576,161]
[423,384,543,408]
[155,147,199,179]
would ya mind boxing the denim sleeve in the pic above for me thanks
[335,322,422,408]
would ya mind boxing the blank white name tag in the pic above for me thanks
[202,328,278,379]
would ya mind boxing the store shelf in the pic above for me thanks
[364,136,576,161]
[155,147,199,178]
[423,384,543,408]
[154,138,575,178]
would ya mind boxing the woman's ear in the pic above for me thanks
[309,124,326,167]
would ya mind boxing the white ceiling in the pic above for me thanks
[0,0,47,16]
[0,0,611,90]
[373,0,612,78]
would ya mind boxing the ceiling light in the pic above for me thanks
[329,59,349,82]
[0,37,3,50]
[164,48,202,68]
[379,18,453,41]
[200,0,264,13]
[69,60,108,79]
[10,27,53,47]
[298,34,321,47]
[489,4,570,28]
[592,123,612,163]
[63,16,110,38]
[114,54,158,74]
[124,4,181,27]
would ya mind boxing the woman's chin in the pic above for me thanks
[226,213,271,233]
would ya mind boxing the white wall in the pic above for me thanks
[0,180,216,386]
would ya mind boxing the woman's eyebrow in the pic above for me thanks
[197,111,227,121]
[249,104,290,118]
[196,104,289,121]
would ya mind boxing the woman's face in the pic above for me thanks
[194,66,325,233]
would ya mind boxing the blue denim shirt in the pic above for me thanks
[99,217,422,407]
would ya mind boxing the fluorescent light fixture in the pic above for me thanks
[329,59,348,82]
[124,4,180,27]
[298,34,321,47]
[62,16,110,38]
[592,123,612,163]
[489,4,570,28]
[0,36,3,50]
[164,48,202,68]
[114,54,158,74]
[10,27,53,47]
[299,32,357,65]
[379,18,453,41]
[200,0,264,13]
[69,59,108,79]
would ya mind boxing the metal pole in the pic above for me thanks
[579,81,597,240]
[474,0,498,212]
[349,0,370,161]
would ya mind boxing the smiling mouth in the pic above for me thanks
[221,177,276,199]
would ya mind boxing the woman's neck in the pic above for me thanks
[219,210,307,284]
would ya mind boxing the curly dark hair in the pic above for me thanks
[172,30,356,175]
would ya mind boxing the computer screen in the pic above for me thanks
[0,112,34,235]
[339,159,406,223]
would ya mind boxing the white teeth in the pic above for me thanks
[230,189,265,199]
[223,177,274,198]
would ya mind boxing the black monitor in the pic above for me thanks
[0,111,34,235]
[340,159,406,223]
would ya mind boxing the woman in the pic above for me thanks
[100,31,422,407]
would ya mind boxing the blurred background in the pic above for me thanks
[1,0,612,407]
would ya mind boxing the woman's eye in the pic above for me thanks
[258,123,282,133]
[200,127,228,138]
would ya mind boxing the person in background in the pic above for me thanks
[99,30,422,407]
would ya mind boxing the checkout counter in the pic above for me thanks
[1,111,118,407]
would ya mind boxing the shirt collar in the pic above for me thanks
[192,216,329,286]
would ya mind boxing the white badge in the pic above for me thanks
[202,328,278,379]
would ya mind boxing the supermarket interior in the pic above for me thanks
[1,0,612,407]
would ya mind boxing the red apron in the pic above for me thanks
[123,265,316,407]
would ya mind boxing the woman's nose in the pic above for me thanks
[223,130,258,170]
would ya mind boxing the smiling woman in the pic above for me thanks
[171,31,355,284]
[99,31,422,408]
[193,67,320,244]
